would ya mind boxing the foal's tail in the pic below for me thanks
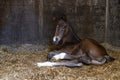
[104,55,115,62]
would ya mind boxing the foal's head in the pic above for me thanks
[53,19,69,45]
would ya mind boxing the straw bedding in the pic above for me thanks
[0,46,120,80]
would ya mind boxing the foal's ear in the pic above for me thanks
[62,16,65,19]
[61,16,67,21]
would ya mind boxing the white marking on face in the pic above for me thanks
[53,36,61,42]
[53,36,56,42]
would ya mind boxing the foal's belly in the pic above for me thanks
[58,45,75,54]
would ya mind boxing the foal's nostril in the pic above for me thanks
[53,36,60,45]
[53,38,58,45]
[53,37,58,42]
[55,38,58,41]
[54,38,58,45]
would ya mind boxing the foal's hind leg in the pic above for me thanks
[78,54,107,65]
[78,54,92,65]
[91,58,106,65]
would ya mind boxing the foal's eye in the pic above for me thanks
[61,28,64,31]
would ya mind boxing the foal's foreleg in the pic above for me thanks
[36,60,83,67]
[53,52,77,60]
[47,51,60,61]
[47,51,76,61]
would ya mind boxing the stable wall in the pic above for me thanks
[0,0,120,46]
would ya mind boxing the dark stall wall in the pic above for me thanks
[0,0,8,39]
[44,0,120,46]
[44,0,106,42]
[108,0,120,46]
[0,0,44,45]
[0,0,120,47]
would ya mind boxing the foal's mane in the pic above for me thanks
[67,22,81,42]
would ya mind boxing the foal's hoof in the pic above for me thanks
[105,56,115,62]
[47,56,52,61]
[47,51,58,61]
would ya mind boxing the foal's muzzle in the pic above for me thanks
[53,36,61,45]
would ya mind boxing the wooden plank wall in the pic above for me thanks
[0,0,119,47]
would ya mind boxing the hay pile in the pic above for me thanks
[0,45,120,80]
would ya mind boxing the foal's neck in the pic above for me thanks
[62,25,81,46]
[69,25,81,43]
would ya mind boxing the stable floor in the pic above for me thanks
[0,48,120,80]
